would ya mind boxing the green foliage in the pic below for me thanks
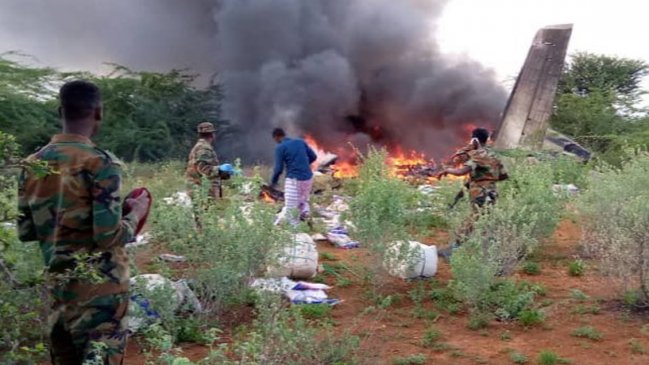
[571,326,603,341]
[558,52,649,104]
[537,350,569,365]
[578,152,649,307]
[522,262,541,276]
[223,295,359,365]
[551,52,649,164]
[420,327,442,348]
[349,147,416,248]
[0,56,223,162]
[0,131,47,364]
[517,309,545,327]
[570,289,589,301]
[567,260,586,277]
[629,339,647,354]
[510,351,528,364]
[392,354,427,365]
[294,304,332,321]
[449,158,563,318]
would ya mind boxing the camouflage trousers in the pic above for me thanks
[49,292,129,365]
[456,182,498,243]
[187,182,221,231]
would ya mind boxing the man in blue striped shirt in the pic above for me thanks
[270,128,317,226]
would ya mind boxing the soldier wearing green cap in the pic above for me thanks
[185,122,221,228]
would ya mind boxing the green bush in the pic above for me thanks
[206,294,360,365]
[517,309,545,327]
[510,351,528,364]
[392,354,427,365]
[578,152,649,307]
[571,326,602,341]
[0,131,48,364]
[537,351,560,365]
[567,260,586,277]
[348,148,421,278]
[421,327,442,348]
[522,262,542,276]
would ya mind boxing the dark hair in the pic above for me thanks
[199,132,214,139]
[59,80,101,121]
[272,128,286,138]
[471,127,490,145]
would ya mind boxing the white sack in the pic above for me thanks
[384,241,438,279]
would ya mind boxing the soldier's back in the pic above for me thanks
[21,134,120,270]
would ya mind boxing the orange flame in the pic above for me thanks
[304,134,469,183]
[260,191,275,203]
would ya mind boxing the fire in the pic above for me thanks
[304,134,468,183]
[260,191,275,203]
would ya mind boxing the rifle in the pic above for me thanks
[449,182,470,209]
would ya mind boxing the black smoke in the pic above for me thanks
[0,0,507,161]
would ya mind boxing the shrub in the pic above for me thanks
[421,327,442,348]
[517,309,545,327]
[510,351,528,364]
[349,148,420,266]
[578,152,649,307]
[537,350,571,365]
[522,262,542,276]
[392,354,427,365]
[571,326,602,341]
[567,260,586,277]
[220,294,359,365]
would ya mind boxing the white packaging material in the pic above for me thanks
[268,233,319,279]
[159,254,187,262]
[285,289,329,303]
[384,241,438,279]
[552,184,580,196]
[163,191,192,207]
[127,274,202,333]
[417,185,439,195]
[327,195,350,212]
[126,232,152,249]
[311,233,327,241]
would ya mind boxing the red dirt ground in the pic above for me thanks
[124,219,649,365]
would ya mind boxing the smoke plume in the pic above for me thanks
[0,0,507,161]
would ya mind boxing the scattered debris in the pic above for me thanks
[159,254,187,263]
[326,226,360,249]
[162,191,192,207]
[311,233,327,241]
[0,222,16,230]
[251,277,341,305]
[552,184,580,196]
[127,274,202,333]
[417,184,440,195]
[268,233,319,279]
[384,241,438,279]
[126,232,152,249]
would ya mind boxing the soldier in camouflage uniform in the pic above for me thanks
[17,80,150,365]
[185,122,221,199]
[437,128,508,257]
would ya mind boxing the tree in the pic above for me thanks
[558,52,649,107]
[0,56,224,162]
[551,52,649,162]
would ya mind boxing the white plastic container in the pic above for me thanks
[384,241,438,279]
[268,233,319,279]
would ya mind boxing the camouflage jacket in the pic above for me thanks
[185,138,220,186]
[465,146,508,185]
[17,134,139,301]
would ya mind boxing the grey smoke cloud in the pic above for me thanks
[0,0,507,161]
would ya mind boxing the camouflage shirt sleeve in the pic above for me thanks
[195,146,219,180]
[17,168,37,242]
[92,161,137,249]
